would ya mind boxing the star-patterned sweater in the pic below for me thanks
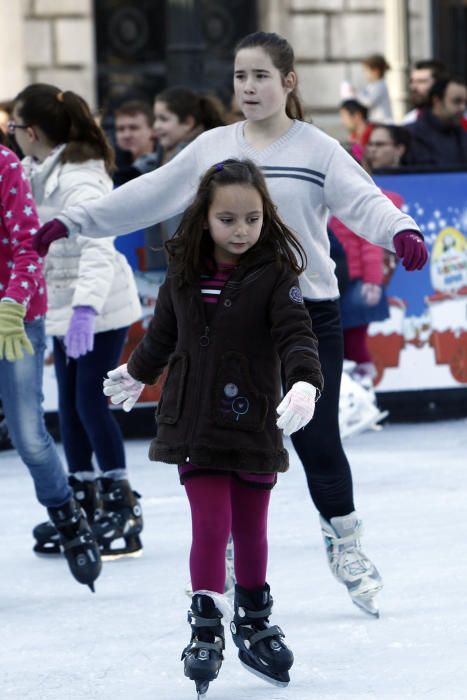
[0,146,47,320]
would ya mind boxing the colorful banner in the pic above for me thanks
[42,170,467,411]
[369,170,467,391]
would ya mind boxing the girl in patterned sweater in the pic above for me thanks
[0,135,101,589]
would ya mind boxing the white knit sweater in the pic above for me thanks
[59,120,420,300]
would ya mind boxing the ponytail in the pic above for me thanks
[155,86,225,132]
[15,84,115,174]
[197,95,225,130]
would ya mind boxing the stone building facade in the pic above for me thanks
[0,0,433,136]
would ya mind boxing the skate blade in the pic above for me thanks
[341,410,388,440]
[352,596,380,618]
[239,658,290,687]
[101,548,143,562]
[195,680,209,698]
[33,547,62,557]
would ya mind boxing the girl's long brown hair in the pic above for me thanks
[155,86,225,131]
[14,83,115,173]
[166,159,307,286]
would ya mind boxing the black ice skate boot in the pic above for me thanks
[230,583,294,687]
[92,477,143,559]
[182,593,225,698]
[33,476,100,555]
[47,497,102,591]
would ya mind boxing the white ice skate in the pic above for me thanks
[320,511,383,617]
[339,369,388,440]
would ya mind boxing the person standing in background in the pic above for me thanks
[113,100,157,186]
[0,131,101,589]
[358,54,393,122]
[401,59,449,125]
[339,99,374,162]
[12,83,143,560]
[406,77,467,166]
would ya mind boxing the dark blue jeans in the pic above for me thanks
[0,318,71,507]
[53,327,128,475]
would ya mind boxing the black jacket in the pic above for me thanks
[407,110,467,167]
[128,248,323,473]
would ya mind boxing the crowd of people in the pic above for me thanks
[340,55,467,168]
[0,31,438,695]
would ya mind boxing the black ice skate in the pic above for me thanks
[230,583,293,687]
[92,478,143,559]
[33,476,100,555]
[47,497,102,591]
[182,593,225,698]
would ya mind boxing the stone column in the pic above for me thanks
[166,0,205,88]
[384,0,410,122]
[0,0,26,100]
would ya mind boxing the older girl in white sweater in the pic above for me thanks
[33,34,428,616]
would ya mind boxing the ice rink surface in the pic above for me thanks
[1,419,466,700]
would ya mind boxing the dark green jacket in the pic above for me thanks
[128,249,323,473]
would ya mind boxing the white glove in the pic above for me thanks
[276,381,317,436]
[103,363,144,412]
[361,283,382,306]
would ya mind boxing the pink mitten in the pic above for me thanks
[393,230,428,271]
[31,219,69,256]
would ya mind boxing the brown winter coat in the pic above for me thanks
[128,248,324,473]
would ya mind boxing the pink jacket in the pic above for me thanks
[329,190,404,285]
[0,146,47,320]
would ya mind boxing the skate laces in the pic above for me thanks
[325,524,374,578]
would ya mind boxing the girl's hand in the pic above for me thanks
[31,218,69,256]
[276,381,317,436]
[361,283,382,306]
[0,300,34,362]
[393,230,428,271]
[64,306,97,359]
[103,363,144,412]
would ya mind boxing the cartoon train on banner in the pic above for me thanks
[368,227,467,386]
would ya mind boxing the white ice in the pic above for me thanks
[1,419,466,700]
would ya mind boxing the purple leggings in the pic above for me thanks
[181,469,275,593]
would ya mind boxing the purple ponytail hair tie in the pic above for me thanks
[215,162,224,171]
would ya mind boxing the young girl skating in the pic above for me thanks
[33,32,428,617]
[104,159,323,695]
[12,84,143,558]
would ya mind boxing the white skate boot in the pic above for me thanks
[320,511,383,617]
[339,366,388,440]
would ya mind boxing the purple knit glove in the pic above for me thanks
[393,230,428,271]
[31,218,69,257]
[64,306,97,359]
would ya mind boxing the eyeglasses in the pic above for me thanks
[7,120,31,134]
[367,141,394,148]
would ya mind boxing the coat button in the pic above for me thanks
[224,299,232,307]
[199,335,210,347]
